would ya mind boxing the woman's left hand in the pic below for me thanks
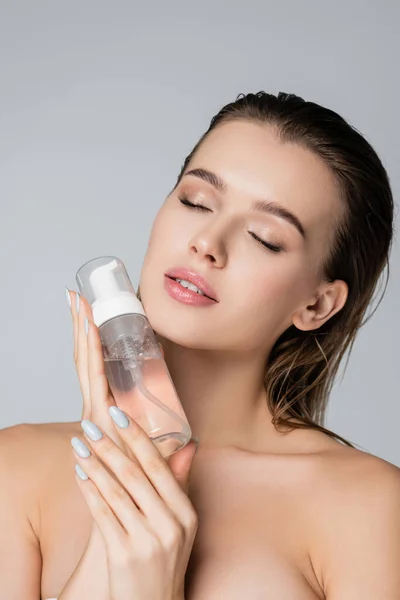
[71,409,198,600]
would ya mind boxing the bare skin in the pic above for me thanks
[1,120,400,598]
[1,419,399,600]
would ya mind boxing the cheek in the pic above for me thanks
[139,205,187,314]
[233,256,300,309]
[230,256,310,340]
[147,208,171,252]
[144,205,188,263]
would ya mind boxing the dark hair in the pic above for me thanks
[169,91,395,448]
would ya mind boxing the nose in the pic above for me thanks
[188,225,228,268]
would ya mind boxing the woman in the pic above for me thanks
[1,91,399,599]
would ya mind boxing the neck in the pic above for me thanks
[158,336,281,452]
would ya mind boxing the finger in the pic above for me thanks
[86,318,117,438]
[72,439,151,539]
[107,407,195,522]
[70,290,91,416]
[73,463,127,549]
[78,422,176,532]
[65,288,79,359]
[166,438,198,495]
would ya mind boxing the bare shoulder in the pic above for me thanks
[279,425,400,496]
[309,441,400,509]
[304,442,400,597]
[0,421,83,597]
[0,420,81,465]
[309,438,400,489]
[0,421,81,514]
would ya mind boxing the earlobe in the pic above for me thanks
[292,280,349,332]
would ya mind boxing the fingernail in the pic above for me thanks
[71,436,91,458]
[75,464,89,481]
[109,406,130,429]
[84,317,89,335]
[81,419,103,441]
[65,287,71,309]
[76,292,80,314]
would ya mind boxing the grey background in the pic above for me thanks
[0,1,399,465]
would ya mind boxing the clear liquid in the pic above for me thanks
[104,356,191,457]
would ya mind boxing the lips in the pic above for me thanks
[164,267,219,302]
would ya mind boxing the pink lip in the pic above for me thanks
[164,267,219,303]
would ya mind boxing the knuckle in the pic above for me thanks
[91,494,109,517]
[99,502,109,518]
[87,460,101,479]
[146,453,167,474]
[184,508,199,532]
[111,543,134,568]
[141,537,162,560]
[113,482,128,501]
[99,437,115,457]
[163,520,182,550]
[120,461,140,482]
[127,426,142,445]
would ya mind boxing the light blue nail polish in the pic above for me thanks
[71,436,91,458]
[75,464,89,480]
[84,317,89,335]
[109,406,130,429]
[65,287,71,309]
[76,292,80,314]
[81,419,103,441]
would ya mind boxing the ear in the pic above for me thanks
[292,279,348,332]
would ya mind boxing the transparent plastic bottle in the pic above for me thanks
[76,256,192,457]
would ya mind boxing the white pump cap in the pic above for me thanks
[76,256,145,328]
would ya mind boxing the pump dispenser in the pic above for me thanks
[76,256,192,457]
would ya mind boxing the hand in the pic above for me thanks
[68,288,119,444]
[65,287,198,599]
[72,406,198,600]
[67,286,196,468]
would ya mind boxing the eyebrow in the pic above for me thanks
[184,167,306,240]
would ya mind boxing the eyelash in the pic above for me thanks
[249,232,283,253]
[179,196,283,254]
[179,196,210,212]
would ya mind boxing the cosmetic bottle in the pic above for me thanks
[76,256,192,457]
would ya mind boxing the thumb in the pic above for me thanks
[167,437,199,494]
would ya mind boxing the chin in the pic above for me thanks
[148,305,216,349]
[140,290,218,350]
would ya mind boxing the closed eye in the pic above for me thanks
[180,196,283,253]
[249,232,283,253]
[179,197,211,212]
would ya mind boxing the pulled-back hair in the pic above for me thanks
[168,91,395,448]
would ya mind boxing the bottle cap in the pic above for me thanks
[76,256,145,327]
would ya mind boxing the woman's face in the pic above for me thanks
[139,120,343,353]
